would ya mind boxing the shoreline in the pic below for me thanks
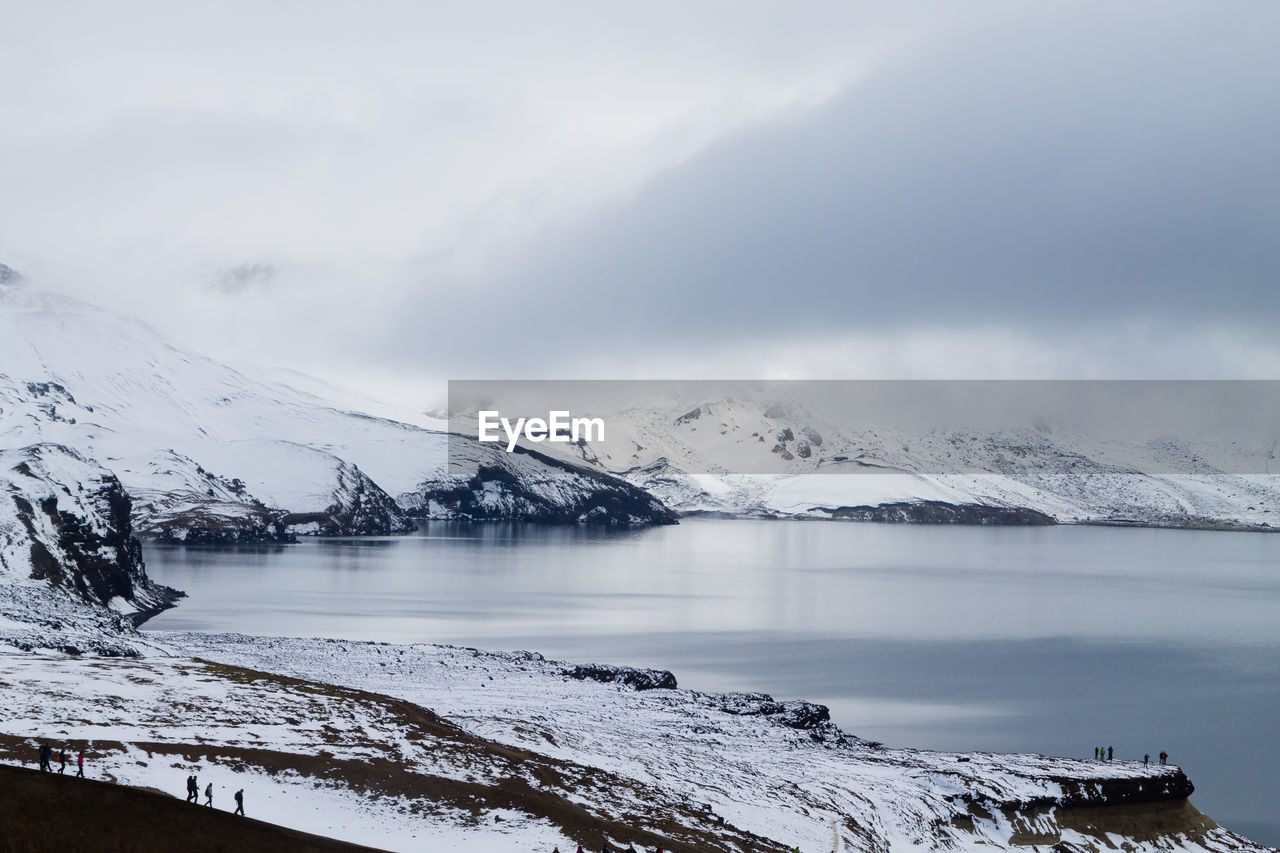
[4,630,1247,853]
[7,617,1269,850]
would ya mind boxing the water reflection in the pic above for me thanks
[143,520,1280,845]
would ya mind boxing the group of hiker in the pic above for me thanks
[36,743,83,777]
[553,846,800,853]
[35,743,246,816]
[1094,745,1170,765]
[185,773,245,816]
[553,848,673,853]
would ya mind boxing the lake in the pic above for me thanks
[142,520,1280,846]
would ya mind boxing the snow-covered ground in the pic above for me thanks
[0,651,572,852]
[0,631,1265,853]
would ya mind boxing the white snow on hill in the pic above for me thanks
[0,279,671,538]
[522,393,1280,528]
[1,633,1260,853]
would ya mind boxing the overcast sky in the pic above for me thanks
[2,2,1278,407]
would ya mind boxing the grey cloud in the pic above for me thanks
[382,2,1280,376]
[209,262,278,295]
[3,2,1278,396]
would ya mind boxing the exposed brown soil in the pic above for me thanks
[4,657,1241,853]
[0,762,387,853]
[1002,798,1235,850]
[0,660,785,853]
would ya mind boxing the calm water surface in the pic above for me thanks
[143,520,1280,845]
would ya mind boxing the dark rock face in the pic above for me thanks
[818,501,1056,525]
[1052,769,1195,808]
[141,505,296,544]
[565,663,678,691]
[283,461,415,536]
[406,444,678,527]
[712,692,833,731]
[5,445,182,625]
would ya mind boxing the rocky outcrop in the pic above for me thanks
[402,439,677,526]
[943,768,1248,851]
[565,663,678,691]
[280,459,415,536]
[138,503,295,544]
[709,692,836,733]
[126,451,297,543]
[816,500,1056,525]
[0,444,182,654]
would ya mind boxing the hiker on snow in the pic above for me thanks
[38,743,50,771]
[204,782,214,807]
[1106,745,1113,760]
[76,750,84,777]
[186,775,197,802]
[58,749,66,773]
[1160,750,1168,765]
[234,788,245,816]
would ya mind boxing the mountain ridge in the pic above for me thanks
[521,393,1279,529]
[0,278,675,538]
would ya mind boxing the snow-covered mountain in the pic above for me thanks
[0,441,1264,851]
[0,443,178,654]
[0,276,674,540]
[529,394,1279,528]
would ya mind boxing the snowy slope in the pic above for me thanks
[531,395,1280,528]
[1,632,1261,853]
[0,277,672,536]
[0,443,178,654]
